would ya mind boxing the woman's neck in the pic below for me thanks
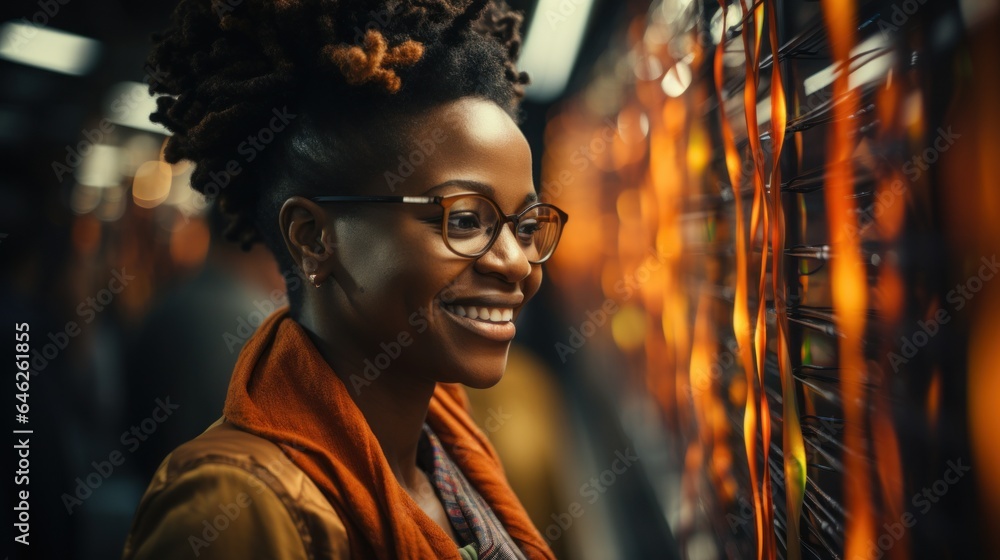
[348,371,437,490]
[296,309,437,492]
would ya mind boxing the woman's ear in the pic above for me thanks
[279,196,335,286]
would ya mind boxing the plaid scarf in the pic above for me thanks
[419,425,529,560]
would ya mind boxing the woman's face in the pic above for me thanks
[314,97,543,390]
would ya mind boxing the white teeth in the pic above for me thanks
[442,303,515,323]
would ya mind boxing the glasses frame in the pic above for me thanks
[310,192,569,264]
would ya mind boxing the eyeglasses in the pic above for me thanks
[311,192,569,264]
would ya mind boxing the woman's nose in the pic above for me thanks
[474,222,533,282]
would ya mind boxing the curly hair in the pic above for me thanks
[147,0,530,310]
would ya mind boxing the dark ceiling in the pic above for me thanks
[0,0,628,195]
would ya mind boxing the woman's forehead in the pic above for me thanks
[379,98,535,206]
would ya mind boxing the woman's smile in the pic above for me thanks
[437,294,524,342]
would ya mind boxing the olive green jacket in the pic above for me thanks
[122,419,351,560]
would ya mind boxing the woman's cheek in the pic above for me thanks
[523,266,544,303]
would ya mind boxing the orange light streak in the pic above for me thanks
[765,3,806,560]
[819,1,876,557]
[714,3,767,557]
[873,74,908,560]
[738,0,776,555]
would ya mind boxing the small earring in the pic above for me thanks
[309,274,324,288]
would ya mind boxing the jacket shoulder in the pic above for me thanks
[122,419,349,560]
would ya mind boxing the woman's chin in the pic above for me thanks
[431,342,510,389]
[438,359,508,389]
[459,370,505,389]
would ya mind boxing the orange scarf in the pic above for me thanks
[223,307,555,560]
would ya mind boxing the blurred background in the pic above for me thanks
[2,0,999,558]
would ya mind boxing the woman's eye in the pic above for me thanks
[448,212,482,231]
[517,220,542,240]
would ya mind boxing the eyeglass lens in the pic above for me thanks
[443,196,563,262]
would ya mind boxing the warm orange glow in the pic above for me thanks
[715,2,768,556]
[686,123,711,176]
[132,160,173,209]
[875,266,905,324]
[871,367,908,560]
[968,293,1000,548]
[611,305,647,351]
[542,0,1000,560]
[821,0,876,556]
[689,291,738,530]
[939,21,1000,550]
[169,216,210,268]
[926,369,941,431]
[545,109,608,280]
[71,214,102,257]
[868,64,909,560]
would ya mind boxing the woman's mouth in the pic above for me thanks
[440,302,516,342]
[444,304,514,322]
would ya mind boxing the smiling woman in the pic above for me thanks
[120,1,564,560]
